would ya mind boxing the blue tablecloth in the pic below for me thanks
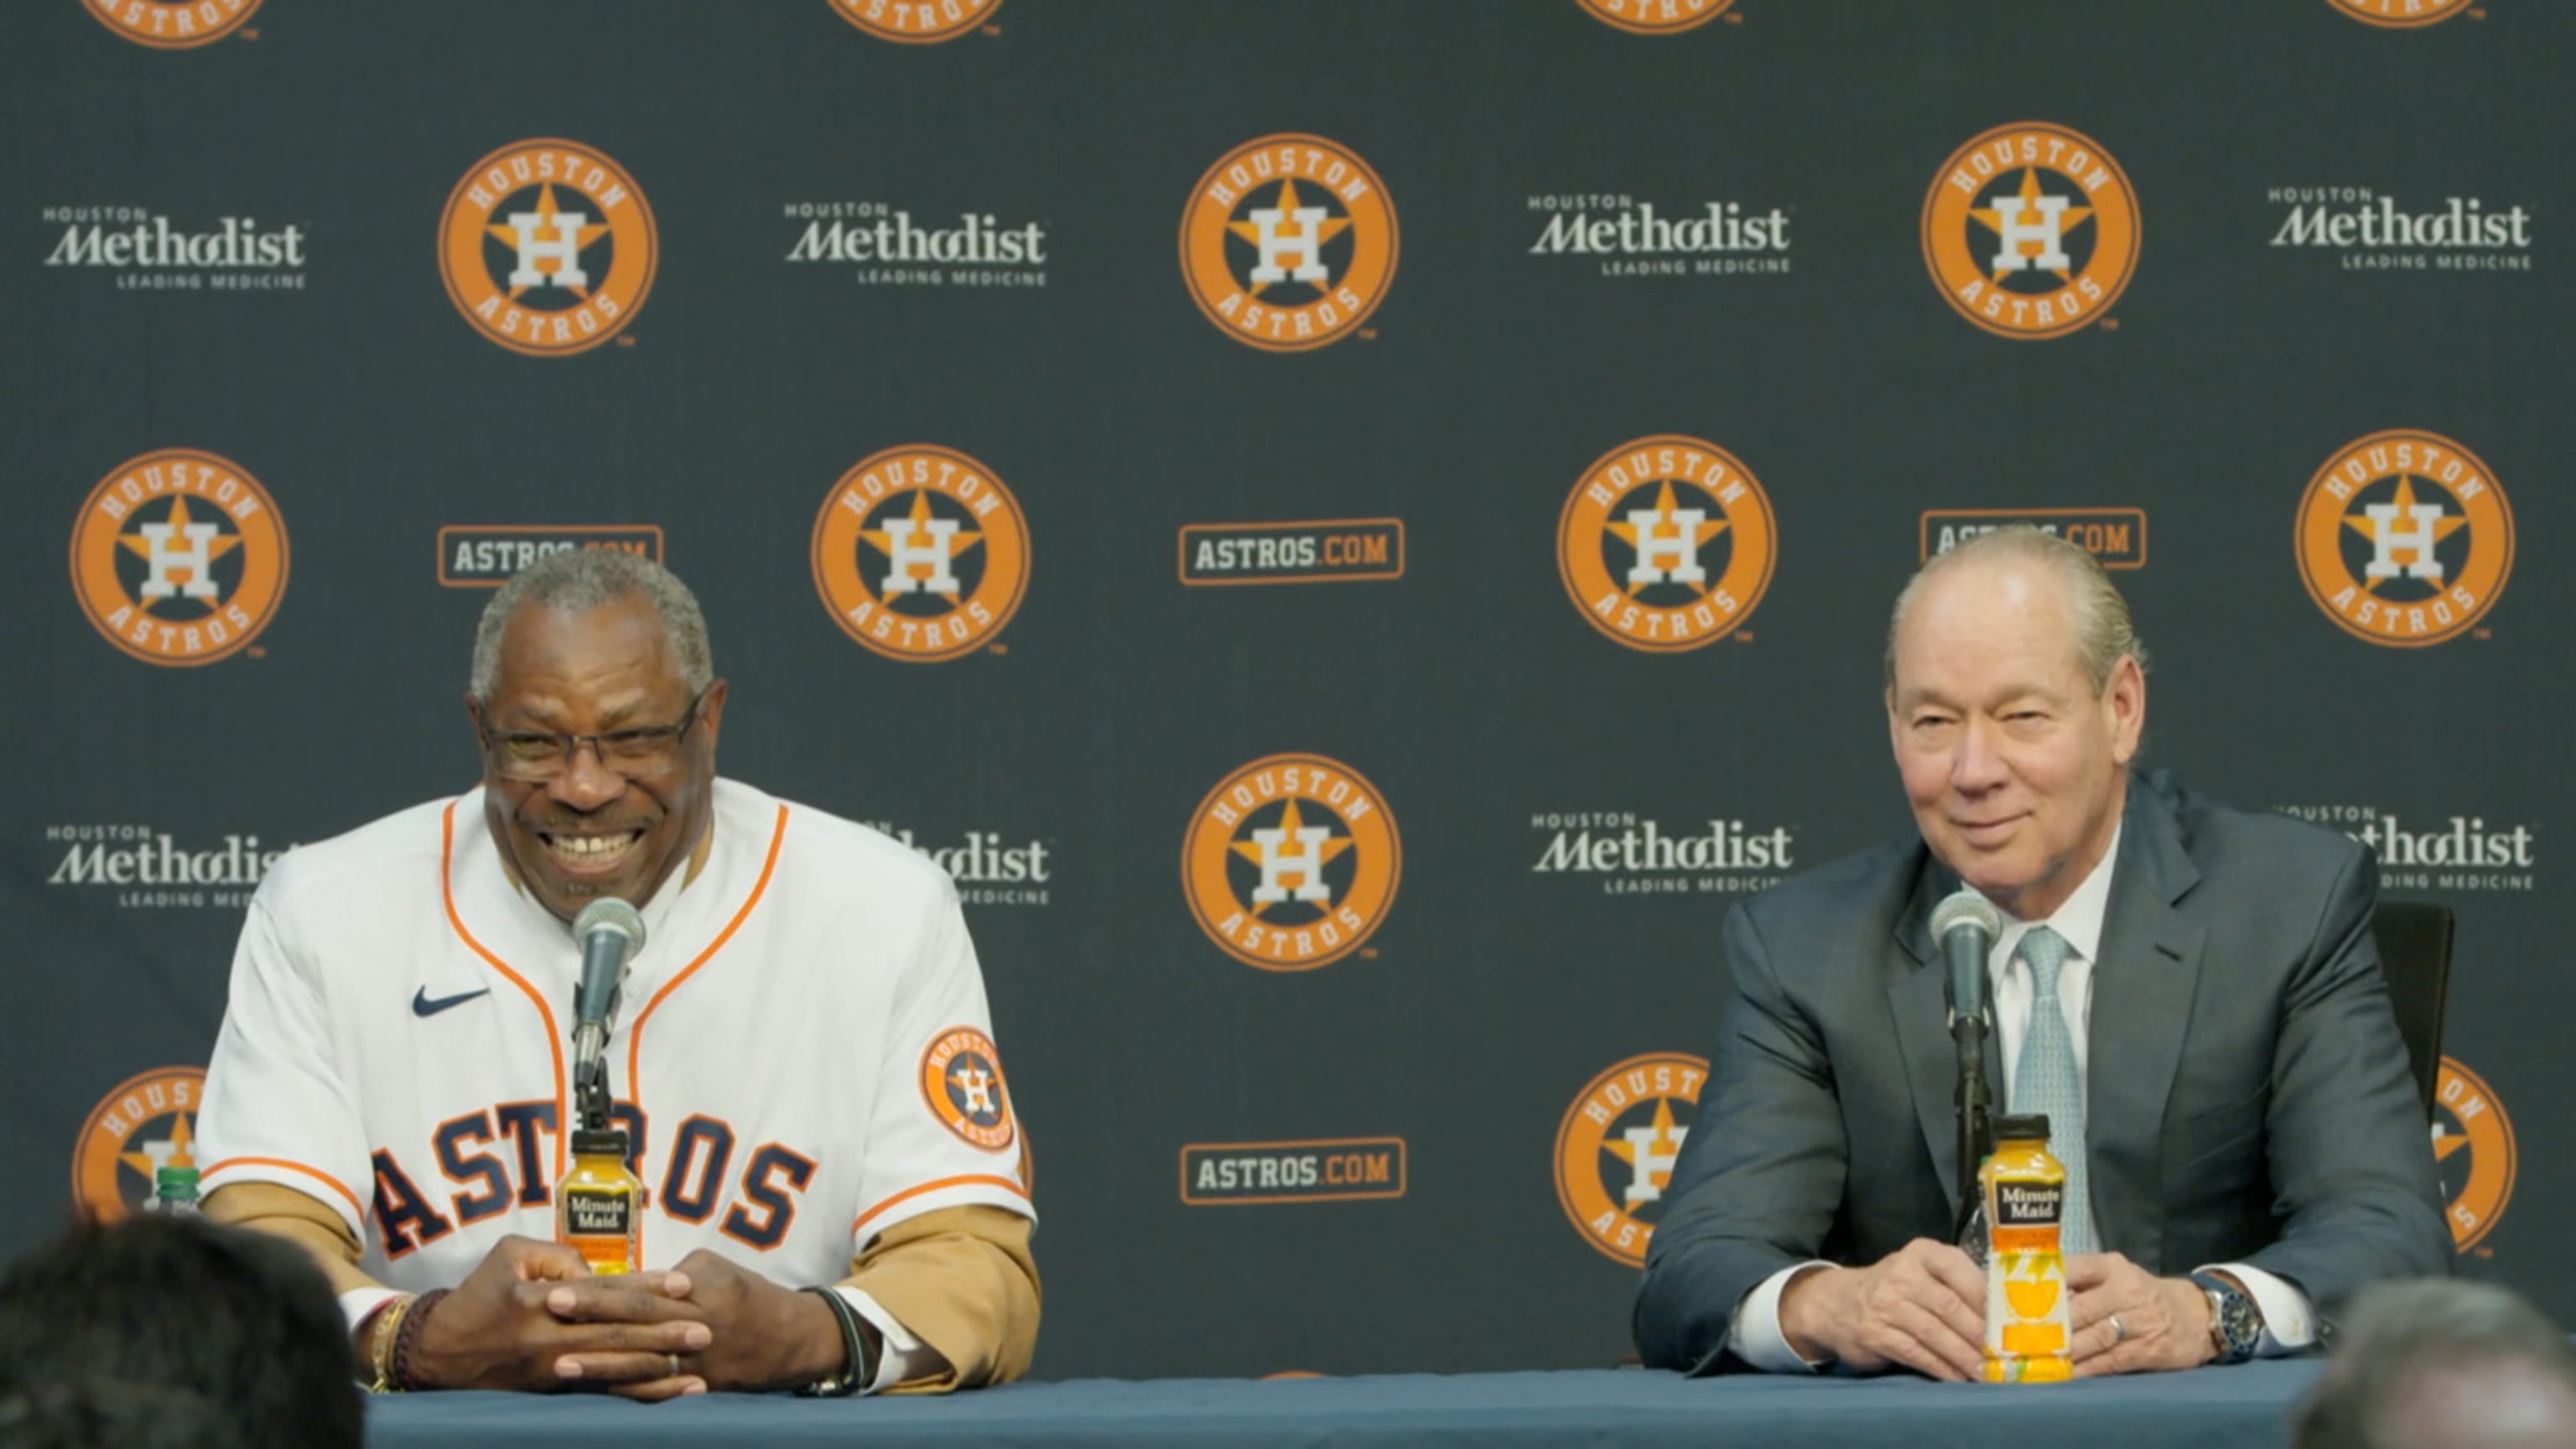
[366,1361,2326,1447]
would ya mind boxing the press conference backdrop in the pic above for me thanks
[3,0,2563,1379]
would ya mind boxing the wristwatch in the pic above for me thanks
[2189,1272,2263,1365]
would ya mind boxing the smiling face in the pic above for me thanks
[1886,556,2142,922]
[470,593,725,924]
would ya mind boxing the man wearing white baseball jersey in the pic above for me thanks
[195,550,1037,1399]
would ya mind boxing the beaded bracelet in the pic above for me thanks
[391,1288,452,1392]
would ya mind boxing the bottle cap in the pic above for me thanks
[155,1166,200,1194]
[1990,1113,2052,1142]
[571,1128,630,1157]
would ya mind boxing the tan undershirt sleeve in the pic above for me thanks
[203,1181,382,1295]
[842,1204,1040,1393]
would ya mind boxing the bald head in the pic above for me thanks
[2295,1280,2576,1449]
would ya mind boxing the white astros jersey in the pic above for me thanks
[197,778,1033,1291]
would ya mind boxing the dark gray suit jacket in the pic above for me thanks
[1633,769,2449,1373]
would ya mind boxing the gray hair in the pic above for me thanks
[2293,1278,2576,1449]
[469,550,713,704]
[1884,526,2148,695]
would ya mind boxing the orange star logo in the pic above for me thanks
[1969,167,2091,283]
[118,1109,195,1182]
[1604,479,1729,598]
[117,494,242,584]
[2344,475,2467,590]
[486,184,611,299]
[1230,797,1352,911]
[1602,1097,1684,1193]
[1228,178,1350,297]
[859,489,982,603]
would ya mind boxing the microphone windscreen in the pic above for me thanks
[573,896,647,952]
[1930,889,2000,943]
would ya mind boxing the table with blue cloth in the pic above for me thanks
[367,1359,2325,1447]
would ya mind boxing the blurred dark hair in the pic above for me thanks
[0,1380,245,1449]
[2293,1277,2576,1449]
[0,1214,357,1448]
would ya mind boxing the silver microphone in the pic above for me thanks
[569,898,645,1123]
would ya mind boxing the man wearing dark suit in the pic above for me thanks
[1634,527,2447,1380]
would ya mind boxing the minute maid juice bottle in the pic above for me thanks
[1979,1113,2074,1384]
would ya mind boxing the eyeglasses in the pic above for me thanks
[476,691,707,783]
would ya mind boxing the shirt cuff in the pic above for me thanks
[338,1286,402,1337]
[1726,1262,1836,1373]
[833,1286,944,1394]
[2199,1263,2316,1354]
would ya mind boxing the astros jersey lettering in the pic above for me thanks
[197,779,1033,1291]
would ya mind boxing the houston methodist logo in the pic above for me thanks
[812,444,1031,662]
[1181,135,1397,352]
[831,0,998,42]
[1558,435,1775,652]
[2295,429,2511,647]
[1555,1053,1706,1265]
[1184,755,1400,971]
[2433,1057,2516,1253]
[439,140,656,356]
[1923,123,2140,340]
[72,1067,204,1220]
[919,1027,1015,1152]
[71,449,288,666]
[2330,0,2473,27]
[86,0,259,48]
[1573,0,1736,34]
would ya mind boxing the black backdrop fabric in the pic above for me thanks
[4,0,2563,1379]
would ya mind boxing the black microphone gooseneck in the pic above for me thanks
[569,898,646,1132]
[1932,889,2001,1244]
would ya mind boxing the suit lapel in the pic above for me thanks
[1888,854,2005,1226]
[2085,776,2205,1270]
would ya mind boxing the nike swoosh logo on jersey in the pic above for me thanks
[412,986,491,1018]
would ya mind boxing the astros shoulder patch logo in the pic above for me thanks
[1558,434,1774,652]
[920,1027,1015,1151]
[1922,122,2139,340]
[2296,429,2511,647]
[71,449,288,666]
[72,1067,205,1220]
[1181,134,1397,351]
[1184,754,1400,971]
[812,444,1031,662]
[1555,1053,1706,1265]
[440,139,657,356]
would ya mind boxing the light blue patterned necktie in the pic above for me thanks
[2008,925,2096,1254]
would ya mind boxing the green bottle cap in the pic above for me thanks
[155,1166,200,1196]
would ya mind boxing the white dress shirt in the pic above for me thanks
[1727,822,2317,1369]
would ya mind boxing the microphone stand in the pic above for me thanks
[1951,1012,1992,1247]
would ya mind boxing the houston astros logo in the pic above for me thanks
[1922,122,2139,340]
[71,1067,205,1221]
[1184,755,1400,971]
[85,0,260,48]
[920,1027,1016,1151]
[439,139,656,356]
[2296,429,2511,647]
[1558,434,1775,652]
[2433,1057,2516,1252]
[2329,0,2472,27]
[1573,0,1736,34]
[1181,134,1398,352]
[71,449,288,666]
[831,0,999,42]
[812,444,1031,662]
[1555,1053,1707,1265]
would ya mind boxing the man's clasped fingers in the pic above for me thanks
[553,1349,706,1400]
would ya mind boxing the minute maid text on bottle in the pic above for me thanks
[557,1128,642,1275]
[1980,1113,2073,1384]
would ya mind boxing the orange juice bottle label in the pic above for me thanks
[1981,1144,2072,1384]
